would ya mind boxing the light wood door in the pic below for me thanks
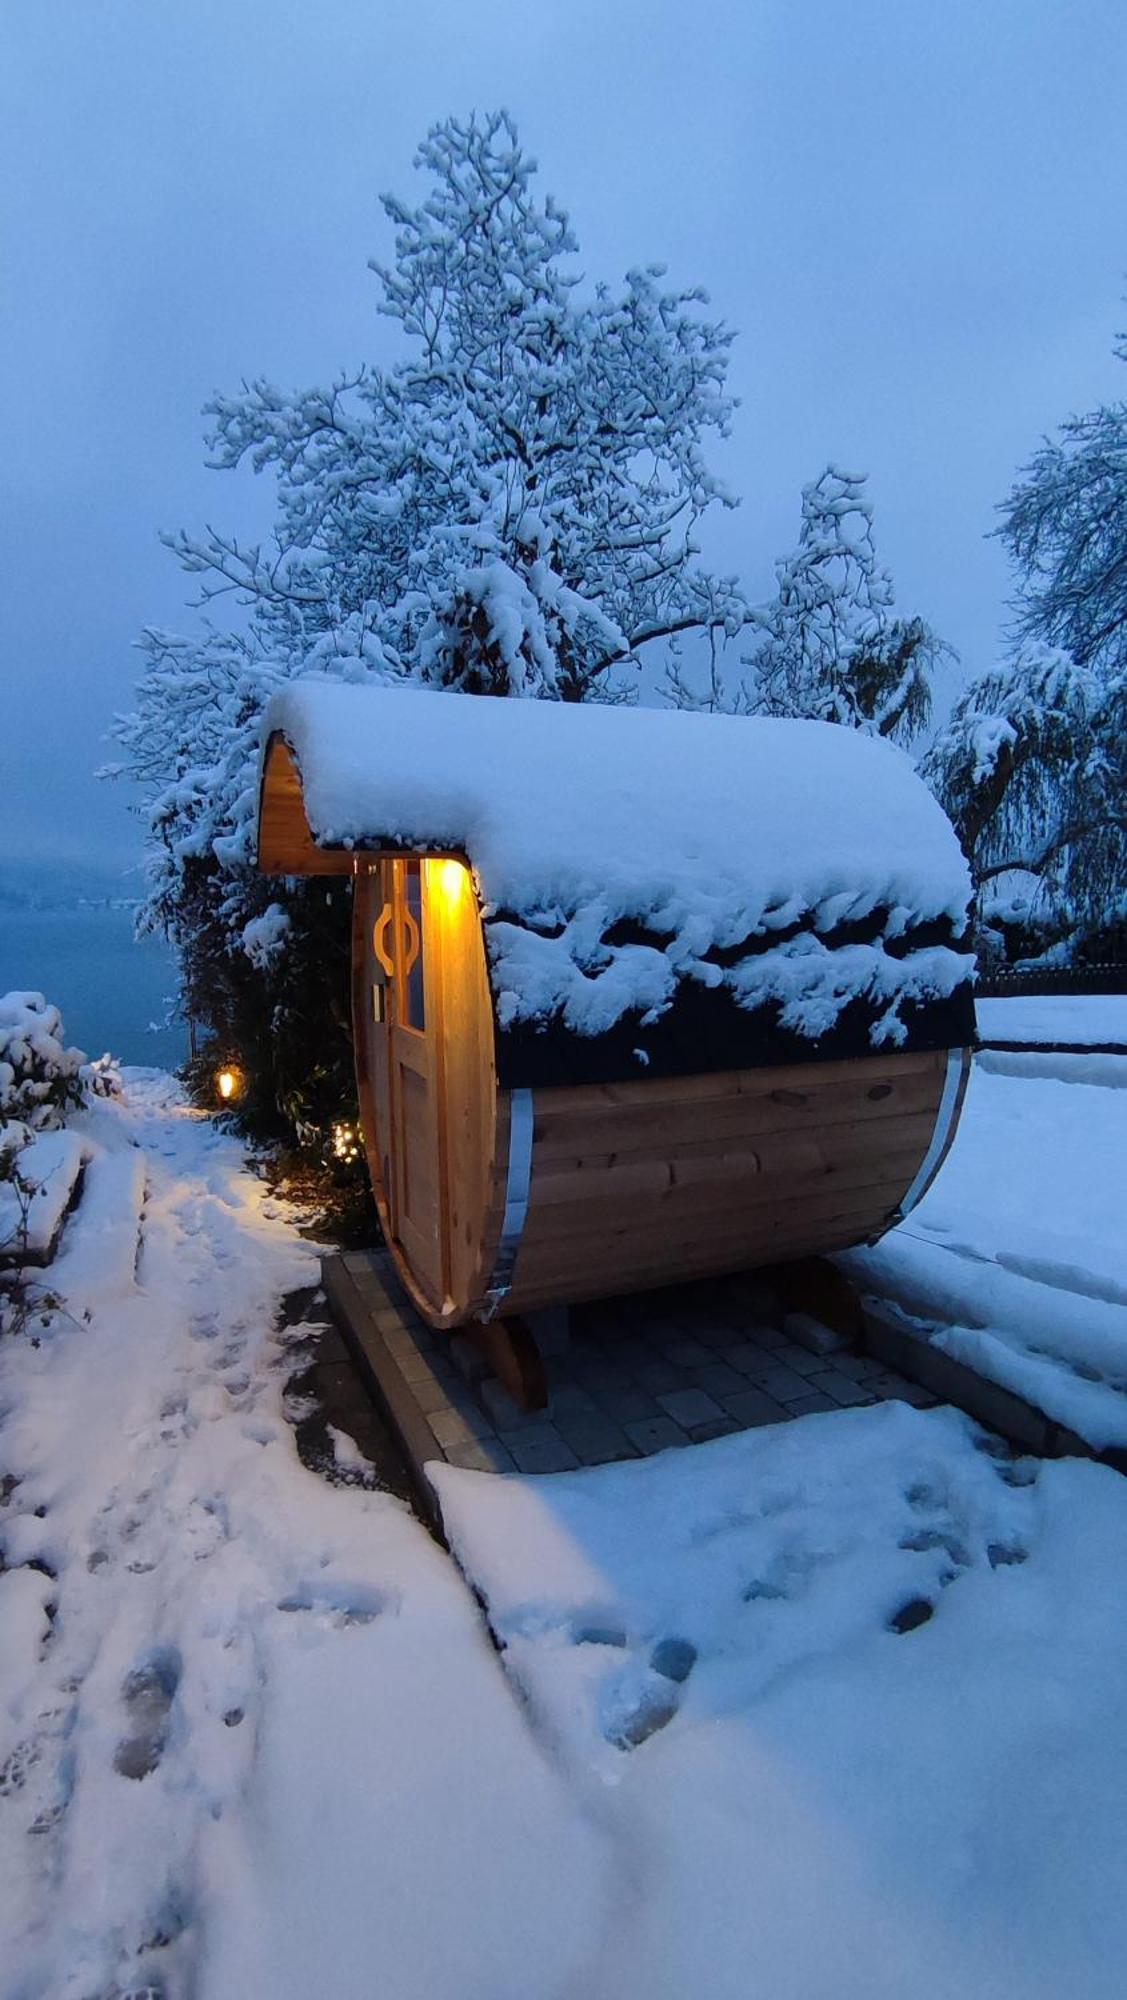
[357,865,394,1216]
[379,858,447,1306]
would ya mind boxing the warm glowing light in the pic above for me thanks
[433,857,470,904]
[216,1068,238,1102]
[332,1120,361,1164]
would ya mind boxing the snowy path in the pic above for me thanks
[6,1071,1127,1999]
[0,1076,605,2000]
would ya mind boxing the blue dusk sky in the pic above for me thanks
[2,0,1125,877]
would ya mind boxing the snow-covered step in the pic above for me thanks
[50,1145,146,1310]
[0,1128,89,1266]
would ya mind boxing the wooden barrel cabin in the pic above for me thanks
[257,682,975,1331]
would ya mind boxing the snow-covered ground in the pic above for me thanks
[845,1044,1127,1448]
[0,1076,603,2000]
[4,1066,1127,1998]
[976,992,1127,1047]
[437,1412,1127,2000]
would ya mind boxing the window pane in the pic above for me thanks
[403,861,425,1030]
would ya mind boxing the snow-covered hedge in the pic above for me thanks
[0,991,87,1132]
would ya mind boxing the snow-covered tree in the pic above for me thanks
[998,331,1127,681]
[927,327,1127,954]
[110,111,747,1139]
[923,645,1126,949]
[748,465,946,742]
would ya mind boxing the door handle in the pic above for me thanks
[372,906,395,977]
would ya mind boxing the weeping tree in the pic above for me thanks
[925,326,1127,956]
[747,465,948,743]
[110,110,747,1142]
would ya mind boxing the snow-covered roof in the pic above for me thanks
[259,680,974,1071]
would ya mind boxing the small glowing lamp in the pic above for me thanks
[216,1068,238,1102]
[332,1120,361,1163]
[434,857,469,904]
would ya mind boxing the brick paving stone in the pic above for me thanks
[635,1360,686,1396]
[724,1341,771,1377]
[367,1304,411,1336]
[784,1310,850,1357]
[568,1358,634,1393]
[690,1360,747,1398]
[804,1369,876,1408]
[554,1416,638,1466]
[410,1370,465,1418]
[750,1364,813,1404]
[785,1391,839,1416]
[687,1416,741,1443]
[448,1334,489,1382]
[505,1430,581,1474]
[444,1439,517,1472]
[380,1319,420,1351]
[610,1340,657,1374]
[624,1416,690,1454]
[661,1339,716,1369]
[656,1386,725,1428]
[429,1401,495,1448]
[766,1341,828,1377]
[722,1386,790,1428]
[546,1380,601,1417]
[589,1385,664,1424]
[692,1322,750,1351]
[383,1333,431,1375]
[828,1351,886,1382]
[877,1380,939,1409]
[479,1378,528,1429]
[577,1367,638,1402]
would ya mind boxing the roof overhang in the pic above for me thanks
[257,732,355,876]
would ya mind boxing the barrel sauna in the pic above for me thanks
[257,682,976,1331]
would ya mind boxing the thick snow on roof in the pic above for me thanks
[262,680,973,1045]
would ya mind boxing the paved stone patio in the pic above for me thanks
[322,1250,935,1493]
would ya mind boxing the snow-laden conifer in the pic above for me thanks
[749,465,946,742]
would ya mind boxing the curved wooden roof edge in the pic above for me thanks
[258,732,356,876]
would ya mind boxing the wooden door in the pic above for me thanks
[357,862,395,1217]
[354,853,501,1326]
[366,858,448,1307]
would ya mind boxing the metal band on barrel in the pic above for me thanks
[482,1087,534,1315]
[897,1046,967,1220]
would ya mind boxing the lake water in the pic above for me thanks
[0,905,187,1070]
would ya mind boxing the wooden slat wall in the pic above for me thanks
[258,735,353,875]
[501,1048,948,1315]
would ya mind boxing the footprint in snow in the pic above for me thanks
[888,1597,935,1634]
[898,1525,971,1570]
[601,1636,698,1750]
[0,1736,40,1798]
[114,1648,181,1781]
[276,1580,388,1627]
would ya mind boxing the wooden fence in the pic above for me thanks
[976,963,1127,999]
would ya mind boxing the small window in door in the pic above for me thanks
[402,860,426,1030]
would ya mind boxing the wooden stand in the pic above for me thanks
[465,1316,548,1413]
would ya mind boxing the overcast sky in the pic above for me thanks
[2,0,1125,879]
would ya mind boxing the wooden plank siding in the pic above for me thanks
[498,1048,948,1317]
[258,735,354,875]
